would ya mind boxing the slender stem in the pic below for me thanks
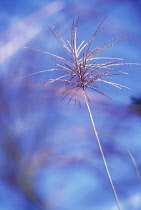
[83,89,122,210]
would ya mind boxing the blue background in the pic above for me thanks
[0,0,141,210]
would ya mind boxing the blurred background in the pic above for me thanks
[0,0,141,209]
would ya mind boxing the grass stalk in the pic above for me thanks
[83,89,122,210]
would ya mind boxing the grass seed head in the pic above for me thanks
[22,17,139,103]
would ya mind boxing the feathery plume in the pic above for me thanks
[22,17,138,103]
